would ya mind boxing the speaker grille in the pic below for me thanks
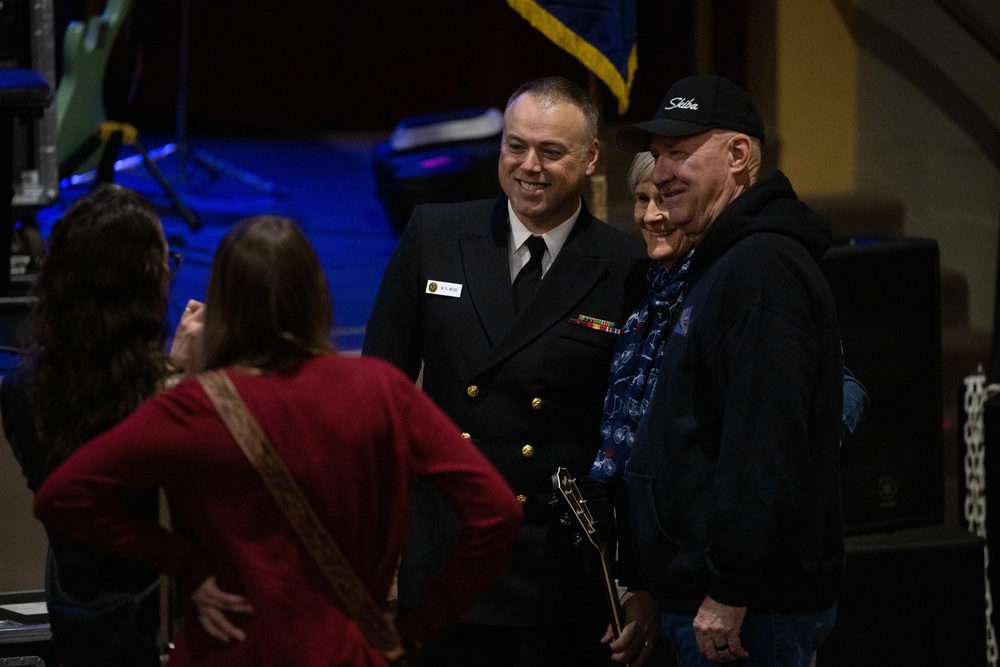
[821,236,944,534]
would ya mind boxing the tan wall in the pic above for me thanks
[852,0,999,333]
[770,0,998,332]
[0,416,48,591]
[775,0,857,197]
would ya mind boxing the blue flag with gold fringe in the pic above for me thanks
[506,0,637,114]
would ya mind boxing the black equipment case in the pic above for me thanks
[0,590,56,664]
[373,107,504,234]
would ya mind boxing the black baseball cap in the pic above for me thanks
[617,75,765,152]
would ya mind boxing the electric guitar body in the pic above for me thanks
[56,0,133,172]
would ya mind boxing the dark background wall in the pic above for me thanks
[73,0,748,135]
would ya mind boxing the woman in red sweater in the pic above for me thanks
[35,215,523,666]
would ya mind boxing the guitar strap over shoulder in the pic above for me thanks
[197,369,407,664]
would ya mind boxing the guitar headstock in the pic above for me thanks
[551,467,623,637]
[551,467,601,551]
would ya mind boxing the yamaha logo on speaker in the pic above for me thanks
[877,475,898,509]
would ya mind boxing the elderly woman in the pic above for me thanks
[586,152,693,666]
[593,152,694,488]
[34,215,523,666]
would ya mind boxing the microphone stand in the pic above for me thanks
[149,0,288,199]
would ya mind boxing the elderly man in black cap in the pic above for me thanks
[618,75,845,666]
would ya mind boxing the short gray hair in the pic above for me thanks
[625,152,655,198]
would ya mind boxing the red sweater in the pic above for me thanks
[35,355,522,666]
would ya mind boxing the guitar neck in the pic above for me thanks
[596,546,625,638]
[551,468,625,639]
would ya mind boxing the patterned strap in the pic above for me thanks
[197,369,406,662]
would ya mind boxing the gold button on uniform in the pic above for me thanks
[516,494,528,506]
[466,385,479,398]
[531,397,543,410]
[460,432,472,440]
[521,444,535,459]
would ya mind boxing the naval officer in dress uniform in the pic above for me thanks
[363,76,650,666]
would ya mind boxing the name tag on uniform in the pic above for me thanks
[425,280,463,298]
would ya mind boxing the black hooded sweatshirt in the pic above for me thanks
[627,170,845,615]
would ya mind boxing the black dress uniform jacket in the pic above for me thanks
[363,197,646,637]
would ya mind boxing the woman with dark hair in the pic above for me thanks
[199,215,336,373]
[33,215,523,666]
[0,183,176,666]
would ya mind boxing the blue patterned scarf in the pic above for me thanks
[590,248,693,485]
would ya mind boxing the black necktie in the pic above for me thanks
[512,235,546,314]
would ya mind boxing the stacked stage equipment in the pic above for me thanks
[816,235,990,666]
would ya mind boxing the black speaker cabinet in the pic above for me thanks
[817,524,986,666]
[820,237,944,534]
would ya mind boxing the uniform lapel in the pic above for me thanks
[475,209,611,376]
[459,199,515,348]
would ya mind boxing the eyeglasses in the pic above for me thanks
[168,250,184,276]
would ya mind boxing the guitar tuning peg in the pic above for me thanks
[572,533,585,547]
[559,512,573,527]
[548,492,560,506]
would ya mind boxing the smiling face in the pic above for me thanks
[649,130,740,243]
[633,179,692,270]
[498,92,598,233]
